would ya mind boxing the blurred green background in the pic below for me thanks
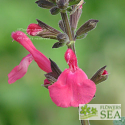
[0,0,125,125]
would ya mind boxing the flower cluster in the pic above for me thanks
[8,0,108,108]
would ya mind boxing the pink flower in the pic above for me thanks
[8,31,51,84]
[8,31,96,108]
[48,49,96,108]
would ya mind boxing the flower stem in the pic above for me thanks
[67,41,75,53]
[80,120,90,125]
[60,11,76,53]
[60,12,73,41]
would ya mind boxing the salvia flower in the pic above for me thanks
[8,31,51,84]
[48,49,96,108]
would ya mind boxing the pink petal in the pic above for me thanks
[48,68,96,108]
[11,31,51,73]
[27,23,43,36]
[8,54,33,84]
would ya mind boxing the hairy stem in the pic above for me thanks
[60,12,73,41]
[60,11,76,53]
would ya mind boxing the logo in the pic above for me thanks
[79,104,121,120]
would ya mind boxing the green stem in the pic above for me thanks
[60,12,73,41]
[71,28,75,40]
[60,11,76,53]
[80,120,90,125]
[67,41,75,53]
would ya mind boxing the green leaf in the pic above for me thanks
[113,117,125,125]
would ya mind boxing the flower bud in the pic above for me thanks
[70,5,82,30]
[52,33,69,48]
[52,42,65,48]
[57,33,69,43]
[57,0,69,9]
[91,66,108,85]
[75,19,99,39]
[35,0,55,9]
[66,6,72,12]
[36,19,61,39]
[50,6,60,15]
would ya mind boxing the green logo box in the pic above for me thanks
[79,104,121,120]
